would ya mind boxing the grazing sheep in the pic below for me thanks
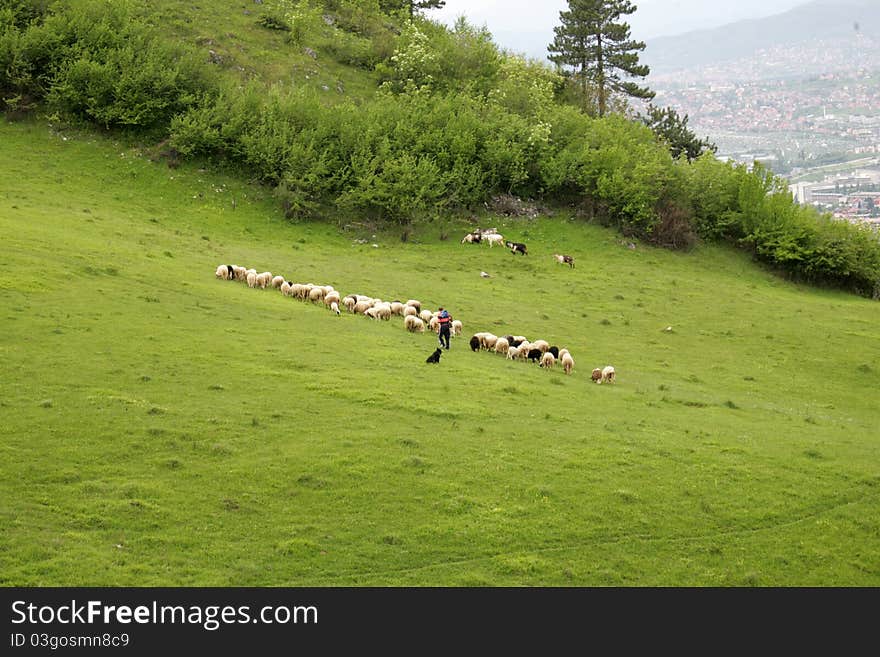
[507,346,521,360]
[257,272,273,289]
[540,352,556,369]
[364,307,380,320]
[329,301,340,315]
[494,337,510,355]
[390,301,405,316]
[407,316,426,333]
[548,346,560,359]
[353,300,372,314]
[375,302,392,320]
[271,275,285,289]
[451,319,462,336]
[308,286,325,303]
[343,295,357,313]
[403,305,418,318]
[419,309,433,324]
[485,233,504,247]
[280,281,291,296]
[482,334,499,350]
[405,300,422,313]
[215,264,230,280]
[531,339,550,353]
[561,352,574,375]
[246,271,257,288]
[600,365,616,384]
[553,254,574,268]
[324,290,341,306]
[469,335,481,352]
[591,368,603,383]
[527,348,543,363]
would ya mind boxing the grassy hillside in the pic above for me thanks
[146,0,386,98]
[1,118,879,586]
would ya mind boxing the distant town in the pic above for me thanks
[650,37,880,228]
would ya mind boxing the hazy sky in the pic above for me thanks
[428,0,811,60]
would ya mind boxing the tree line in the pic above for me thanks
[1,0,878,298]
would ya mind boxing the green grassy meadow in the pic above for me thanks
[1,119,879,586]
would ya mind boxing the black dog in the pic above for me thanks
[426,348,442,364]
[506,241,527,255]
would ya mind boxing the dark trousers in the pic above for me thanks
[439,326,451,349]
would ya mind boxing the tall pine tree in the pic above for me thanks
[548,0,653,116]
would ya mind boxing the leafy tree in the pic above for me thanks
[639,104,716,161]
[379,0,445,19]
[547,0,653,116]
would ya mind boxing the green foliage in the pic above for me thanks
[377,17,500,96]
[1,0,212,131]
[639,104,717,161]
[547,0,654,116]
[686,160,880,296]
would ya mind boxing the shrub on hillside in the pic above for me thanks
[1,1,211,131]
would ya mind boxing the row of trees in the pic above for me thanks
[0,0,877,297]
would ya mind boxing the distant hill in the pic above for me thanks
[644,0,880,79]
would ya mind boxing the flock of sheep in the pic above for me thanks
[214,259,615,384]
[460,227,575,267]
[214,263,462,336]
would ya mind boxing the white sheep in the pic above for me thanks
[482,334,499,350]
[405,299,422,313]
[271,275,285,289]
[246,271,257,288]
[232,265,247,281]
[280,281,291,296]
[494,337,510,355]
[308,286,325,302]
[390,301,405,316]
[257,272,273,289]
[343,295,357,313]
[507,346,521,360]
[485,233,504,247]
[215,264,230,280]
[375,302,392,320]
[324,290,341,306]
[405,315,426,332]
[419,309,433,324]
[531,339,550,353]
[452,319,463,336]
[540,352,556,369]
[353,299,373,314]
[561,352,574,375]
[403,305,418,318]
[600,365,616,384]
[330,301,340,315]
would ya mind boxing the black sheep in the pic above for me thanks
[527,348,542,362]
[469,336,481,352]
[549,346,559,359]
